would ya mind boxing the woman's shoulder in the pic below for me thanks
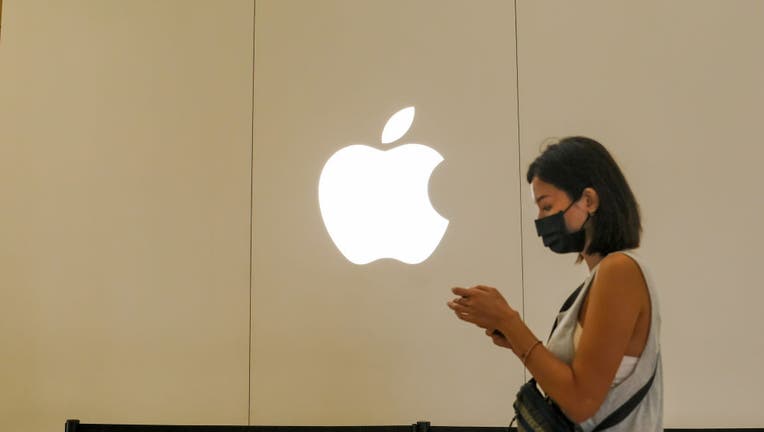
[600,250,645,275]
[594,251,648,297]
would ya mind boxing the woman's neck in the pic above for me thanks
[582,230,603,271]
[582,253,604,271]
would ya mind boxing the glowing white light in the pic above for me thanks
[318,107,448,265]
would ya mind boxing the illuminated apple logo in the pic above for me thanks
[318,107,449,265]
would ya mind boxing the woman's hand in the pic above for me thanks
[447,285,520,347]
[486,328,514,349]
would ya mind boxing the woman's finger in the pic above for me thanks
[455,311,478,324]
[447,300,470,314]
[452,287,471,297]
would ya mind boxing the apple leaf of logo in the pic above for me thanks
[381,106,415,144]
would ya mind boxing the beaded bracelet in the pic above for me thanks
[521,340,542,366]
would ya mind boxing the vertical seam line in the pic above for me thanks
[513,0,527,382]
[248,0,256,425]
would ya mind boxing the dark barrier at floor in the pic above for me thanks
[64,421,430,432]
[65,419,764,432]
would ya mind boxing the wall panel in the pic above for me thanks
[516,1,764,427]
[0,1,254,430]
[252,0,521,426]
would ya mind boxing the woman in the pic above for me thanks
[447,136,662,431]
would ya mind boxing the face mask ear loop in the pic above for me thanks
[566,196,591,231]
[563,198,578,214]
[564,192,591,215]
[581,211,591,228]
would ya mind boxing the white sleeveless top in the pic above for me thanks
[546,250,663,431]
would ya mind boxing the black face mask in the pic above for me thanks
[534,199,590,254]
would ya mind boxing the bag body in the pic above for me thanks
[511,379,575,432]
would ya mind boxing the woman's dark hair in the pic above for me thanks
[526,136,641,258]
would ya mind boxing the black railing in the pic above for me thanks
[65,420,764,432]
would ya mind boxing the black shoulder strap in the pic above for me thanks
[547,282,585,341]
[590,363,658,431]
[559,283,584,315]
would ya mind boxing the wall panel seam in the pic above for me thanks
[249,0,257,426]
[512,0,527,382]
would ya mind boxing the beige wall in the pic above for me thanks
[517,2,764,428]
[0,1,254,431]
[2,1,764,431]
